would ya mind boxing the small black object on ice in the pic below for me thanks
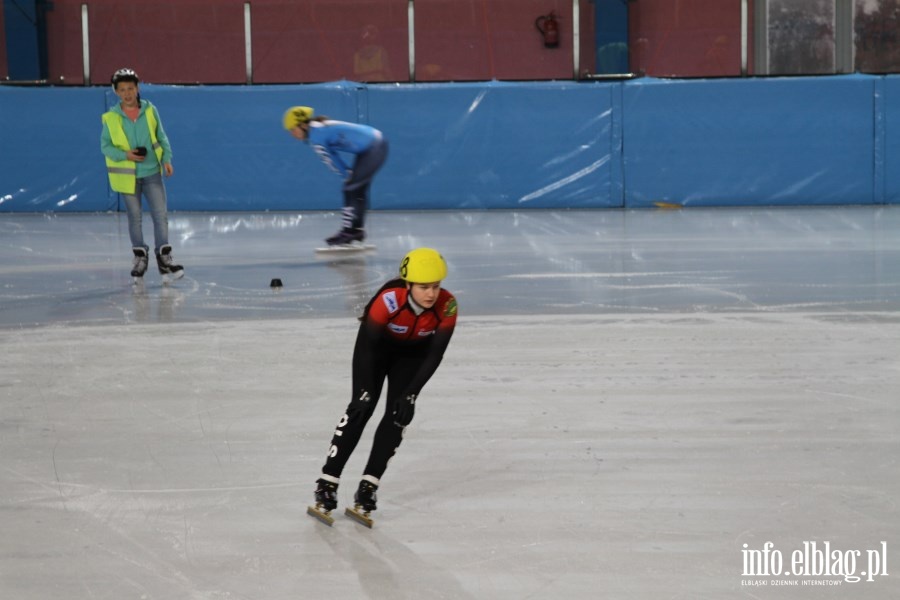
[270,278,283,289]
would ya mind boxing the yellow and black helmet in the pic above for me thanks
[283,106,314,130]
[399,248,448,283]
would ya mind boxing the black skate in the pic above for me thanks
[344,479,377,528]
[131,247,149,282]
[325,228,365,247]
[307,479,339,526]
[155,244,184,283]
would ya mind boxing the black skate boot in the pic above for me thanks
[307,478,339,526]
[155,244,184,282]
[354,480,377,512]
[345,479,378,528]
[130,247,149,281]
[325,228,365,247]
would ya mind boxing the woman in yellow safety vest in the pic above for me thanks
[101,67,184,282]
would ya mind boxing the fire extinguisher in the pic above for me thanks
[535,11,560,48]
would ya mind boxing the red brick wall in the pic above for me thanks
[629,0,754,77]
[40,0,594,85]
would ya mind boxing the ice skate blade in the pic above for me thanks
[315,243,376,255]
[307,505,335,526]
[344,505,374,528]
[160,270,185,285]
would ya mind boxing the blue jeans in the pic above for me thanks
[122,173,169,252]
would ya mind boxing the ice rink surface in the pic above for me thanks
[1,207,899,599]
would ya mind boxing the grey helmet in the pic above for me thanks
[111,68,139,87]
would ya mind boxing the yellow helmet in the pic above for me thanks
[283,106,314,130]
[399,248,448,283]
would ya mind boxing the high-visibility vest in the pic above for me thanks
[101,104,164,194]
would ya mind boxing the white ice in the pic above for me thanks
[1,207,899,599]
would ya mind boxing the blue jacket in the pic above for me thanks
[308,120,382,178]
[100,99,173,179]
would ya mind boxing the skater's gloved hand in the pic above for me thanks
[348,389,371,415]
[393,393,416,427]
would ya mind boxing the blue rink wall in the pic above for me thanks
[1,74,898,212]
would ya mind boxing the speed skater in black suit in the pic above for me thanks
[308,248,458,525]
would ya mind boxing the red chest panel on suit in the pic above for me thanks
[367,287,457,342]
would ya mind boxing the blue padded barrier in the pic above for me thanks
[367,81,619,209]
[146,81,364,211]
[1,86,112,212]
[1,76,897,212]
[884,76,900,205]
[622,75,878,208]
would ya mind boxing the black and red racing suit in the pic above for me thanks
[320,277,458,485]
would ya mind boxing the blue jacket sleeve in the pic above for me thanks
[311,143,350,178]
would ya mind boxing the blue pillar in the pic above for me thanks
[3,0,45,80]
[594,0,630,74]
